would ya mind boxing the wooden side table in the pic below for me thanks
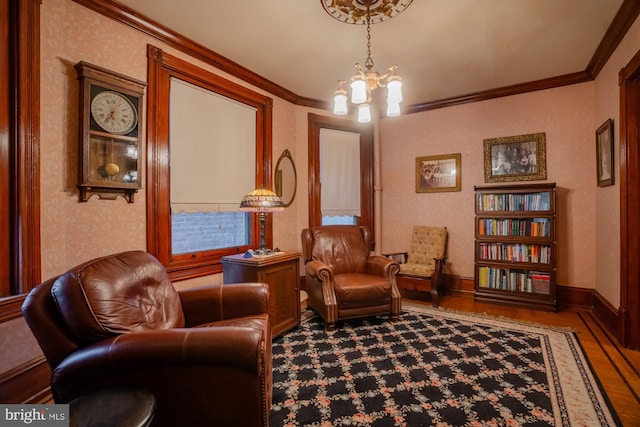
[222,251,301,338]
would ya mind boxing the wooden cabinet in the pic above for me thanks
[474,183,557,311]
[222,252,300,338]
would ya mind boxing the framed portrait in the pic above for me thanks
[596,119,614,187]
[415,153,461,193]
[483,133,547,183]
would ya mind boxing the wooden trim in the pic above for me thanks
[0,295,26,322]
[0,356,50,404]
[13,0,42,296]
[406,71,591,114]
[556,285,594,312]
[0,0,41,305]
[592,290,621,340]
[10,0,41,294]
[447,276,475,295]
[618,47,640,350]
[586,0,640,78]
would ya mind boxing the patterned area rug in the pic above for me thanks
[270,304,620,426]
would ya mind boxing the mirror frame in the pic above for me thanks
[274,149,297,207]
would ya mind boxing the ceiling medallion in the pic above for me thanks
[322,0,413,24]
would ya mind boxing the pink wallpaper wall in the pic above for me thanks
[592,16,640,307]
[40,0,148,279]
[378,84,596,291]
[40,0,301,283]
[40,0,638,308]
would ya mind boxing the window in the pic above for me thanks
[169,78,256,255]
[319,128,361,225]
[147,46,273,281]
[307,113,374,234]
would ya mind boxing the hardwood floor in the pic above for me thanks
[405,294,640,426]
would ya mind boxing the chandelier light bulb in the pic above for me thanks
[387,77,403,103]
[350,78,367,104]
[333,88,348,115]
[386,101,401,117]
[357,103,372,123]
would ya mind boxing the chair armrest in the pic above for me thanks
[366,255,400,278]
[178,282,269,327]
[432,257,447,285]
[52,326,267,400]
[304,260,333,283]
[382,252,408,264]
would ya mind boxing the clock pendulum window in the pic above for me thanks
[75,61,147,203]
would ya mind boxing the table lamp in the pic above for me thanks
[239,188,284,255]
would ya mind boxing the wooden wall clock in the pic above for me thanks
[75,61,146,203]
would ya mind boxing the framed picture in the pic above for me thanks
[483,133,547,183]
[416,153,461,193]
[596,119,614,187]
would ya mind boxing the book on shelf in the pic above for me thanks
[478,192,550,212]
[477,266,550,294]
[479,243,551,263]
[529,271,551,294]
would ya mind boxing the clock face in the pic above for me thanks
[90,90,138,135]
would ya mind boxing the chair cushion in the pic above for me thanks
[399,263,435,278]
[406,226,448,267]
[333,273,391,308]
[51,251,185,343]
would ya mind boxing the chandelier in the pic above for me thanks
[323,0,413,123]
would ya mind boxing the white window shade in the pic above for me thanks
[169,78,256,213]
[320,128,361,217]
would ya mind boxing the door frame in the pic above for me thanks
[618,48,640,349]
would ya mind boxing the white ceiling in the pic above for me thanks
[115,0,623,109]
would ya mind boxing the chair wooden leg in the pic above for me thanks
[431,288,440,307]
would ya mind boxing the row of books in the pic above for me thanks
[478,218,550,237]
[477,266,551,294]
[477,192,550,212]
[479,243,551,263]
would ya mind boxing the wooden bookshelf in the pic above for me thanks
[474,183,557,311]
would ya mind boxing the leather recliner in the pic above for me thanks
[22,250,272,427]
[301,225,401,330]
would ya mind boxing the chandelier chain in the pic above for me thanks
[365,5,374,70]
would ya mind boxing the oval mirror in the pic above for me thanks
[274,149,297,207]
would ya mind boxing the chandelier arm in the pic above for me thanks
[376,65,400,86]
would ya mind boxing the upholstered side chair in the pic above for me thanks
[22,250,272,427]
[385,226,448,306]
[301,225,402,330]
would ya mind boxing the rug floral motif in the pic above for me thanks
[270,305,620,426]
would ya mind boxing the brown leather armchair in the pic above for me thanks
[22,250,272,427]
[301,225,401,330]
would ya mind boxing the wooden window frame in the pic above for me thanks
[307,113,374,237]
[146,45,273,281]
